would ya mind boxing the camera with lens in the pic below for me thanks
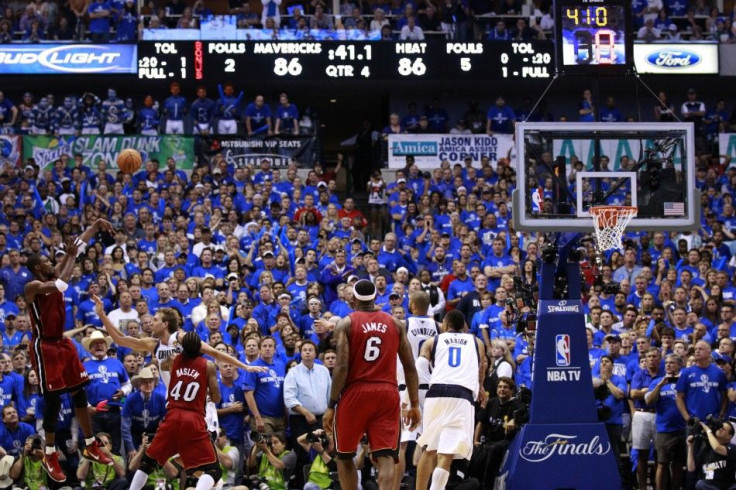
[306,431,329,446]
[31,435,43,451]
[251,431,269,444]
[593,274,621,295]
[249,474,271,490]
[688,414,723,438]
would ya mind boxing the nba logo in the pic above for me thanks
[555,334,571,367]
[531,188,543,213]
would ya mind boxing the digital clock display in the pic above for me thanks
[555,0,631,74]
[137,41,554,83]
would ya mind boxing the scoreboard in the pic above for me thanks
[138,41,554,82]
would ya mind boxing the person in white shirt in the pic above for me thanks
[106,291,140,331]
[400,16,425,40]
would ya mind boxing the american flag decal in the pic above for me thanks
[664,202,685,216]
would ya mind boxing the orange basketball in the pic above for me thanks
[117,149,142,174]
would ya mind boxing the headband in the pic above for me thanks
[353,283,376,302]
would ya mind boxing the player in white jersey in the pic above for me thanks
[415,310,485,490]
[395,292,440,490]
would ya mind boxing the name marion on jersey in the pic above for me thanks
[175,367,200,379]
[443,337,468,345]
[362,322,388,334]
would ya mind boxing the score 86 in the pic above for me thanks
[397,57,427,76]
[274,57,303,76]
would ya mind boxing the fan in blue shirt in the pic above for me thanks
[486,96,516,134]
[245,95,273,136]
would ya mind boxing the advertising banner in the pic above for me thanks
[552,137,685,169]
[23,135,195,171]
[633,42,719,75]
[0,135,21,167]
[198,135,316,168]
[0,44,137,75]
[387,133,515,169]
[719,133,736,161]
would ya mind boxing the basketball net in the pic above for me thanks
[589,206,638,254]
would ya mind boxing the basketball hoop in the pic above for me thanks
[589,206,638,252]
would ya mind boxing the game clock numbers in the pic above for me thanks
[554,0,632,75]
[137,41,554,82]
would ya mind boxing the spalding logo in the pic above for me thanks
[646,50,702,68]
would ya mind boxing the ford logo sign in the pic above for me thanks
[646,50,702,68]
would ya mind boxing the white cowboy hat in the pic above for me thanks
[82,330,112,352]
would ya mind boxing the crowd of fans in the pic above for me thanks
[0,0,735,42]
[0,86,315,138]
[0,104,730,489]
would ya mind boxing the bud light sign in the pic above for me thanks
[634,43,717,74]
[0,44,138,75]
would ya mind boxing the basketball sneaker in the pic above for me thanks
[83,440,113,465]
[41,451,67,482]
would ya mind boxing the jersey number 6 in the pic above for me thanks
[364,337,382,362]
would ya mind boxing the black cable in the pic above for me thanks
[523,72,560,123]
[630,68,683,123]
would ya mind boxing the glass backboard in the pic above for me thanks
[512,122,698,232]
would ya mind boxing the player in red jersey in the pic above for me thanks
[25,218,116,483]
[323,279,421,490]
[129,331,223,490]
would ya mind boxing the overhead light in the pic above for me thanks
[330,99,337,103]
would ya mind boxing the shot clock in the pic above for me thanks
[554,0,632,75]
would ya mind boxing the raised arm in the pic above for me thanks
[92,295,157,352]
[187,333,266,373]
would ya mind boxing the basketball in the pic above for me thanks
[117,149,142,174]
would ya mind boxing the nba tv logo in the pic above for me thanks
[555,334,571,367]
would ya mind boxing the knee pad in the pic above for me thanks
[139,453,160,475]
[71,389,88,409]
[201,462,222,483]
[42,393,61,434]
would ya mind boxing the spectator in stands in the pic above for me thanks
[511,18,543,40]
[192,86,216,135]
[371,8,390,31]
[637,18,661,41]
[486,96,516,135]
[441,0,470,40]
[262,0,282,28]
[116,0,138,41]
[488,20,511,40]
[244,336,286,434]
[87,0,111,43]
[245,94,273,136]
[84,330,131,455]
[400,15,424,39]
[177,6,198,28]
[682,88,707,136]
[274,93,299,135]
[236,1,260,27]
[310,5,333,30]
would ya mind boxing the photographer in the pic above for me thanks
[9,435,47,488]
[296,429,335,490]
[77,432,127,489]
[686,420,736,490]
[247,433,297,490]
[214,428,248,490]
[471,377,526,487]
